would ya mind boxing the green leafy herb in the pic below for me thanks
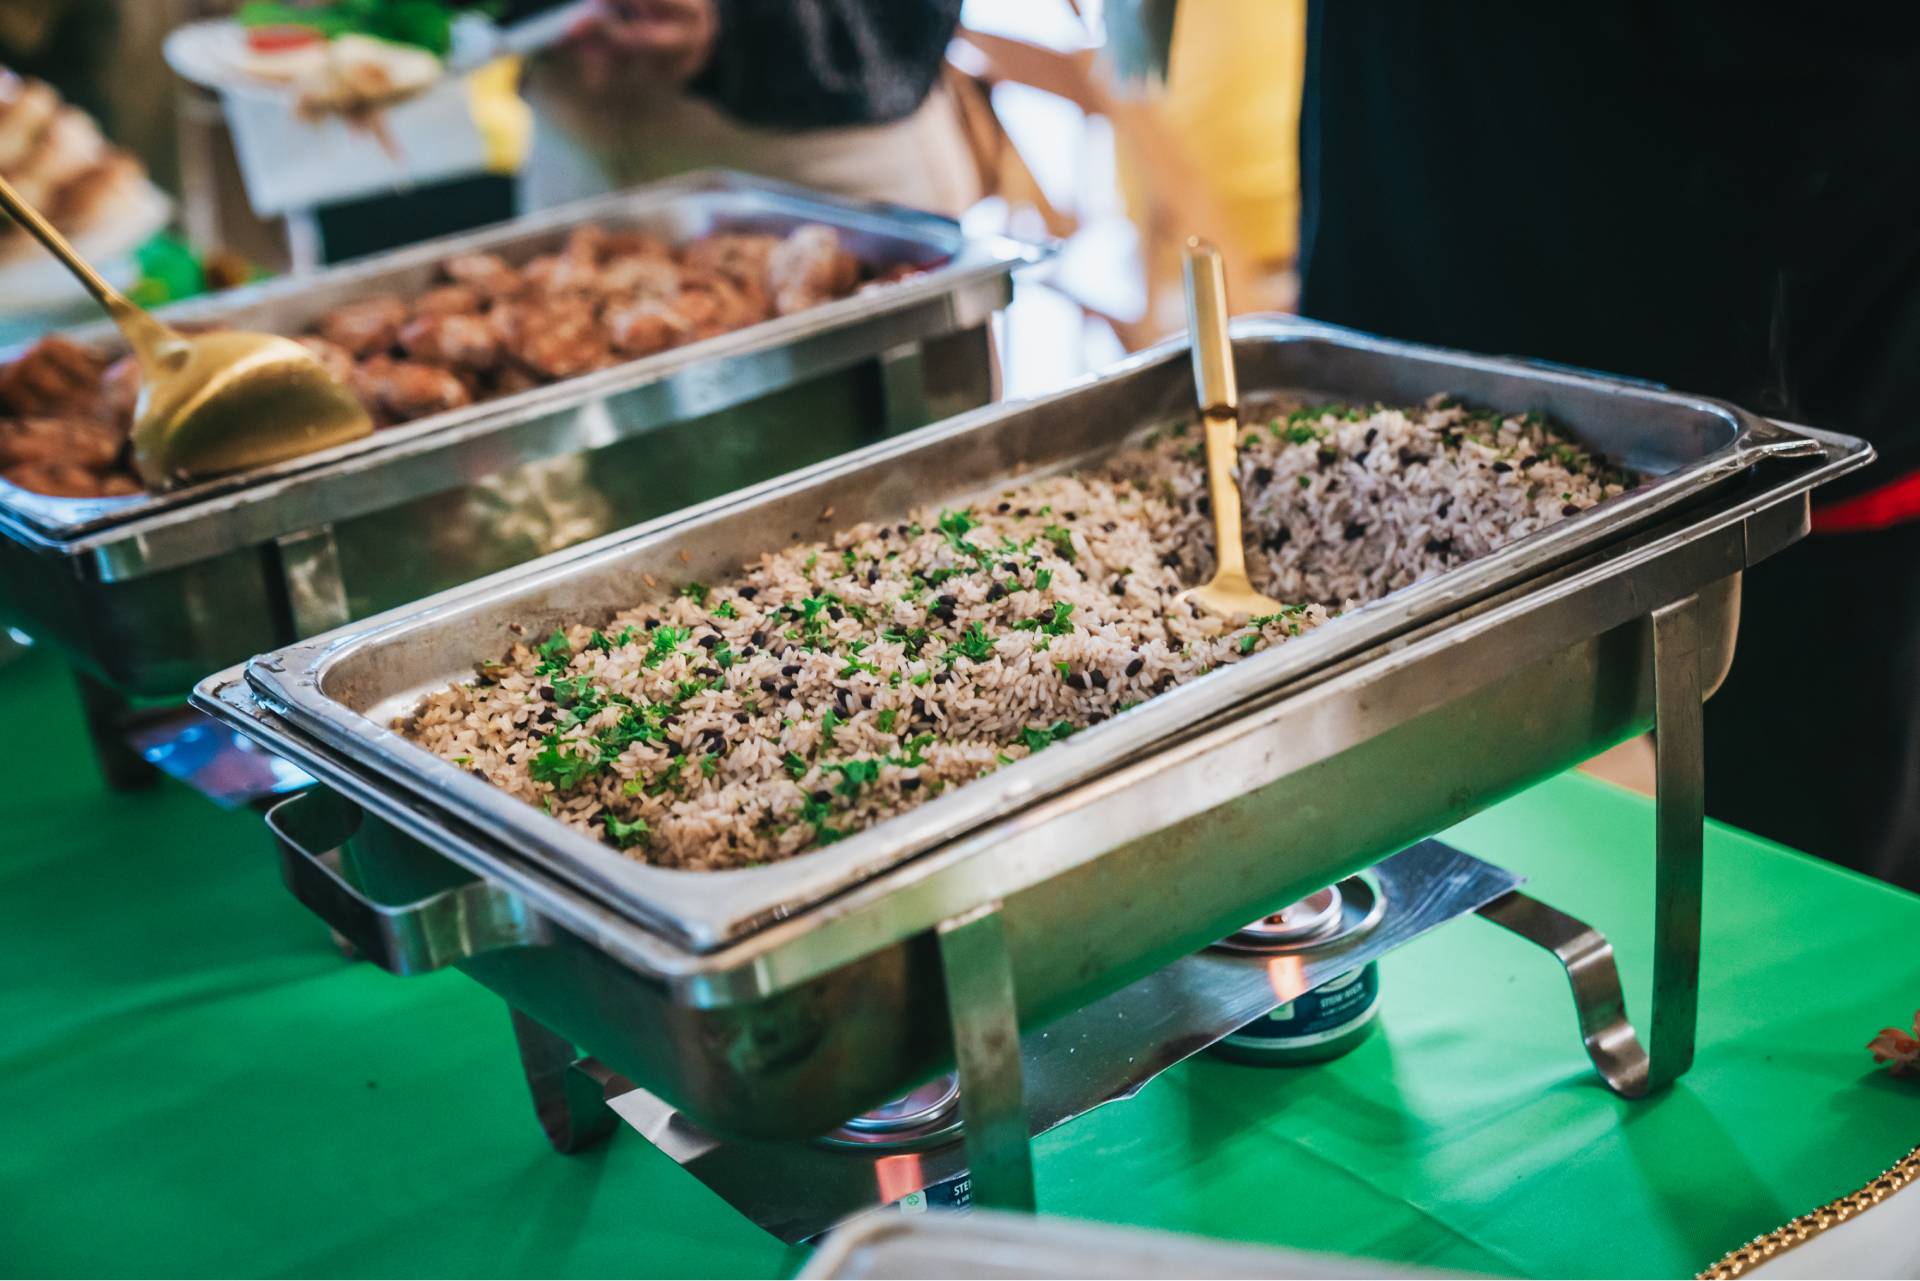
[643,626,690,668]
[533,629,572,675]
[1042,524,1076,563]
[782,751,809,780]
[1013,601,1075,636]
[827,757,882,798]
[603,812,650,849]
[1034,568,1053,590]
[875,709,898,733]
[1019,720,1077,754]
[679,582,710,606]
[949,620,995,663]
[1238,634,1259,654]
[530,736,600,790]
[713,600,738,620]
[821,708,843,748]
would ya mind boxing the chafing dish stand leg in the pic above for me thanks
[510,1009,616,1154]
[937,902,1037,1212]
[1475,593,1704,1098]
[72,668,160,791]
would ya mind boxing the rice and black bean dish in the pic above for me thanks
[403,397,1629,869]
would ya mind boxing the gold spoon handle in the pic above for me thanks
[1184,237,1252,584]
[0,171,185,368]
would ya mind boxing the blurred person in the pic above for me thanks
[501,0,981,216]
[1297,6,1920,890]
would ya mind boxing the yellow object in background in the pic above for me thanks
[1158,0,1306,266]
[466,56,533,174]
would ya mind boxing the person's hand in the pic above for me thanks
[567,0,719,94]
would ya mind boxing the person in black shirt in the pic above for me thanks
[1298,4,1920,890]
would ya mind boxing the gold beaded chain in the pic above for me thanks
[1699,1142,1920,1279]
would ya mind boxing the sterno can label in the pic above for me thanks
[1213,962,1381,1065]
[889,1172,972,1215]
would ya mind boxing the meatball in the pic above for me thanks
[398,311,502,373]
[0,335,108,417]
[349,356,471,425]
[293,336,356,386]
[769,224,860,315]
[318,295,408,357]
[0,416,122,469]
[605,299,690,358]
[441,252,523,301]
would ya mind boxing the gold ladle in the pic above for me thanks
[0,174,371,489]
[1177,237,1285,622]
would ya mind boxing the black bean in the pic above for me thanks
[539,685,557,701]
[644,619,659,630]
[740,647,756,659]
[1015,507,1031,517]
[1441,429,1462,449]
[1253,466,1274,487]
[697,634,719,649]
[738,586,758,599]
[1424,536,1455,556]
[986,583,1007,602]
[866,568,880,585]
[1090,669,1109,689]
[1491,461,1512,473]
[1435,497,1454,518]
[537,708,557,725]
[1325,480,1340,492]
[1065,511,1079,521]
[1364,426,1379,445]
[934,672,952,685]
[896,524,910,536]
[698,666,720,679]
[781,664,801,677]
[1318,447,1339,468]
[1520,453,1543,469]
[705,728,727,747]
[1562,503,1583,517]
[1067,672,1088,690]
[1262,527,1291,552]
[780,684,796,699]
[759,677,779,692]
[1160,551,1183,568]
[996,501,1011,513]
[751,631,769,647]
[1110,579,1127,596]
[1101,520,1117,533]
[1343,521,1368,541]
[878,528,890,541]
[733,711,751,724]
[900,776,922,791]
[1125,657,1145,677]
[811,789,832,804]
[1002,561,1021,573]
[937,593,958,608]
[1196,496,1211,516]
[1352,448,1371,466]
[932,605,956,623]
[827,607,844,621]
[912,697,928,717]
[1398,447,1430,467]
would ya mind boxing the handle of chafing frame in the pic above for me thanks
[265,789,538,976]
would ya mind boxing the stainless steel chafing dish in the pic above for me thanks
[195,317,1872,1212]
[0,170,1038,788]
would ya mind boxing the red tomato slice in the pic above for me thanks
[246,25,325,54]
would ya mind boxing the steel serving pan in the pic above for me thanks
[0,169,1037,561]
[235,318,1851,954]
[0,171,1037,698]
[194,423,1863,1135]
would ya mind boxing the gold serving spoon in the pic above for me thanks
[0,174,371,490]
[1177,237,1285,622]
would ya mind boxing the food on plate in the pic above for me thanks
[401,399,1628,870]
[0,70,157,266]
[0,222,916,498]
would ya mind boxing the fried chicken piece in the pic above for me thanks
[412,284,484,318]
[3,460,113,498]
[397,311,502,373]
[520,251,604,299]
[599,252,684,302]
[491,299,611,380]
[349,356,471,425]
[673,272,771,338]
[769,224,861,315]
[441,251,523,302]
[683,232,780,290]
[605,298,692,358]
[317,294,408,357]
[0,335,108,417]
[293,336,356,386]
[600,229,674,261]
[0,416,121,469]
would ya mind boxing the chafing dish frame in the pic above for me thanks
[193,320,1874,1212]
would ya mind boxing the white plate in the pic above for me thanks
[0,182,172,319]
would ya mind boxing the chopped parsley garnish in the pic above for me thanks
[910,671,933,687]
[1034,568,1053,590]
[533,629,572,675]
[1042,524,1077,562]
[782,751,808,779]
[530,736,601,790]
[1019,720,1078,754]
[1238,634,1259,654]
[1013,601,1075,636]
[643,626,690,668]
[713,646,736,670]
[700,753,720,777]
[949,620,995,663]
[876,709,898,733]
[679,582,710,606]
[1054,660,1071,679]
[799,796,846,845]
[827,757,883,798]
[713,600,738,619]
[587,626,636,654]
[890,733,936,768]
[603,813,650,849]
[882,626,930,657]
[821,708,843,748]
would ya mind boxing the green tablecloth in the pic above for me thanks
[1,641,1914,1279]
